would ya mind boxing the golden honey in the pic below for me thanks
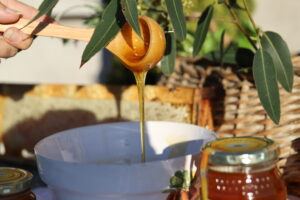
[201,137,287,200]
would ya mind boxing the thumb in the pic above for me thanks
[0,2,20,24]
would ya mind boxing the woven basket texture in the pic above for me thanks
[158,56,300,197]
[159,56,300,165]
[159,56,300,174]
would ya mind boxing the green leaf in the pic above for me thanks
[121,0,141,36]
[204,43,254,67]
[170,175,183,188]
[25,0,59,27]
[161,32,176,75]
[174,171,184,179]
[228,0,245,10]
[253,49,281,124]
[193,5,214,57]
[81,0,124,67]
[165,0,186,41]
[182,171,191,190]
[219,30,226,66]
[261,31,294,92]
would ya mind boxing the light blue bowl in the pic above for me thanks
[35,121,216,200]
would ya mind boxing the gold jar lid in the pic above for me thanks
[0,167,33,196]
[205,137,279,166]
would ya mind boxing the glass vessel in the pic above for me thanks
[200,137,287,200]
[0,167,36,200]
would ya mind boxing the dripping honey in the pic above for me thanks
[133,71,147,163]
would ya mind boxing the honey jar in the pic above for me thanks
[200,137,287,200]
[0,167,36,200]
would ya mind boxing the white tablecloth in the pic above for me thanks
[33,187,300,200]
[34,188,55,200]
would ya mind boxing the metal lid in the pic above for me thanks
[206,137,279,166]
[0,167,33,196]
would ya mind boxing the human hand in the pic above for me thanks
[0,0,38,58]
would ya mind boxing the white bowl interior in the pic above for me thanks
[35,121,215,197]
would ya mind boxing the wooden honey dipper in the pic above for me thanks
[0,16,166,72]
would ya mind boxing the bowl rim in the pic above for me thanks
[34,121,216,167]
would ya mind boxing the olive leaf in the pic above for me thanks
[205,43,254,67]
[170,175,183,189]
[25,0,58,27]
[253,49,281,124]
[219,30,226,66]
[218,0,244,9]
[121,0,141,36]
[161,32,176,75]
[228,0,245,10]
[261,31,294,92]
[182,171,191,190]
[169,170,191,190]
[81,0,124,67]
[193,5,214,56]
[165,0,186,41]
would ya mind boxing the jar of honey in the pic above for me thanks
[0,167,36,200]
[200,137,287,200]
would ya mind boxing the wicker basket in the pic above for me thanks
[159,56,300,197]
[211,58,300,167]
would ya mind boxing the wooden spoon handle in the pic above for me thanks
[0,18,94,42]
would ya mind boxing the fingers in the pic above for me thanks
[0,1,24,59]
[0,2,20,24]
[0,0,37,19]
[0,27,33,58]
[0,1,36,58]
[4,27,33,50]
[1,0,55,23]
[0,37,18,58]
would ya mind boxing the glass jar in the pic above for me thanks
[200,137,287,200]
[0,167,36,200]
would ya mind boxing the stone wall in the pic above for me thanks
[0,84,208,157]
